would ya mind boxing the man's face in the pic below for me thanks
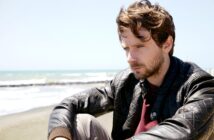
[120,27,165,80]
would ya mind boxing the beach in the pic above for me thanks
[0,105,113,140]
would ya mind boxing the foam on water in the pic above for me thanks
[0,85,86,116]
[0,70,118,116]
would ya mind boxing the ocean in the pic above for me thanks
[1,68,213,117]
[0,70,119,116]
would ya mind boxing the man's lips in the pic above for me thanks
[130,65,143,71]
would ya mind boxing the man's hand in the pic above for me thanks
[54,137,69,140]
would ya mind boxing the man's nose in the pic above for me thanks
[127,50,137,63]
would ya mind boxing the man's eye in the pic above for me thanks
[123,47,129,51]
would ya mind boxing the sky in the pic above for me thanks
[0,0,214,71]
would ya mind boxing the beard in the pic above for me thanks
[130,54,164,80]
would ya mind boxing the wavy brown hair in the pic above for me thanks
[116,0,175,55]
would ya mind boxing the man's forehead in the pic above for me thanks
[119,27,132,38]
[120,28,144,47]
[120,27,151,40]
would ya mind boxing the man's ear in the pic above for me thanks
[162,36,173,54]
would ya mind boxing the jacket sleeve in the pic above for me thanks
[47,81,115,140]
[132,73,214,140]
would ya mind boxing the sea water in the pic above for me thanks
[0,70,119,116]
[1,68,213,117]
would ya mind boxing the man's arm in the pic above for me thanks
[48,83,114,140]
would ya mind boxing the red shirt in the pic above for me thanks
[135,83,158,135]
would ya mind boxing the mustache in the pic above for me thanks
[129,62,145,68]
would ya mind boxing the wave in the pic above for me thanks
[0,70,118,88]
[0,77,112,88]
[0,70,117,116]
[0,85,87,116]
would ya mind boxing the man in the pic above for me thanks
[48,0,214,140]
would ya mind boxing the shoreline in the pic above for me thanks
[0,80,110,88]
[0,105,113,140]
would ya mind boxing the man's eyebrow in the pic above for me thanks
[121,43,144,49]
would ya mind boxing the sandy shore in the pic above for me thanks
[0,106,113,140]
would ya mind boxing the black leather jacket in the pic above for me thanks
[48,57,214,140]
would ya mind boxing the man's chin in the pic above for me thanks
[133,72,146,80]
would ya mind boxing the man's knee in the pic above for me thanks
[74,114,111,140]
